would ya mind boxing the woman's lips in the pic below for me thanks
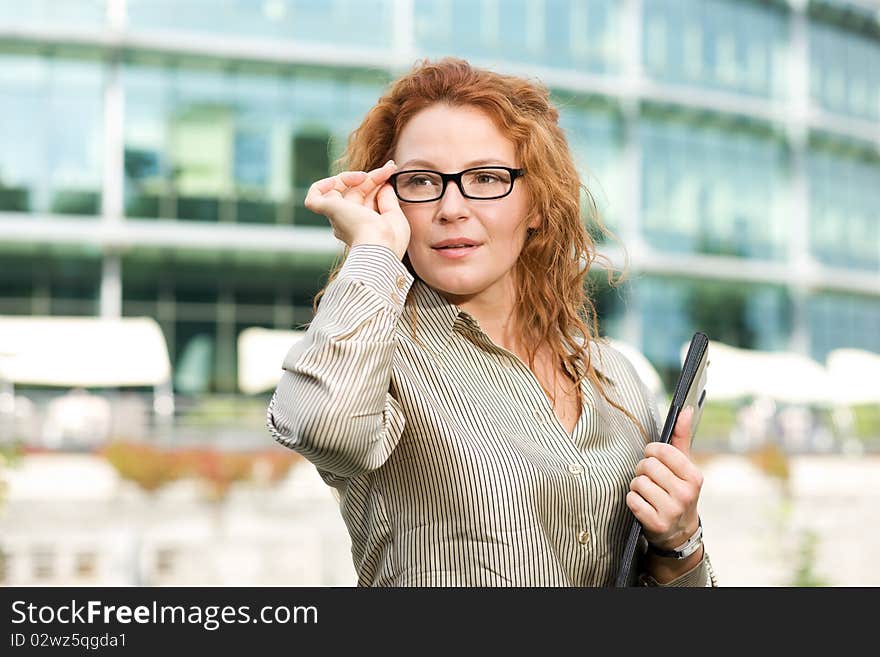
[432,244,481,259]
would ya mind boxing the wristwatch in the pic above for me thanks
[646,518,703,560]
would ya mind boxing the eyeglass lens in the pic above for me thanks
[395,168,514,201]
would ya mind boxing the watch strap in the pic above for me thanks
[646,518,703,560]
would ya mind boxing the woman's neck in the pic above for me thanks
[438,278,520,350]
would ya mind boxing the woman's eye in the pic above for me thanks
[403,175,433,187]
[475,174,500,184]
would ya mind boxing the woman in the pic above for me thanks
[268,58,714,586]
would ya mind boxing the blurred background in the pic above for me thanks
[1,0,879,587]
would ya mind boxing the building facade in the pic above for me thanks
[1,0,879,392]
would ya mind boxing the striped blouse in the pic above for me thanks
[267,244,710,586]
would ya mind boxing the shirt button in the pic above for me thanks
[390,291,400,304]
[568,463,584,475]
[577,530,590,545]
[395,274,408,290]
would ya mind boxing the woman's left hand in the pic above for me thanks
[626,406,703,551]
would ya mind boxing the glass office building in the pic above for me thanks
[1,0,878,390]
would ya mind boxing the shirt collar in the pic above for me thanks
[402,278,466,355]
[403,278,612,383]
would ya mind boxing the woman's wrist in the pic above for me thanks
[642,543,705,584]
[350,231,407,261]
[645,518,703,559]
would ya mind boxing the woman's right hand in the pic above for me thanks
[304,160,410,261]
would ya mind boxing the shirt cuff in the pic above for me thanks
[640,552,711,587]
[338,244,415,312]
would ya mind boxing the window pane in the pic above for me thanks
[640,113,789,260]
[809,293,880,361]
[414,0,622,73]
[126,0,392,48]
[0,0,106,28]
[638,276,792,382]
[808,140,880,272]
[123,62,379,223]
[48,58,104,216]
[810,20,880,122]
[643,0,788,98]
[0,55,50,213]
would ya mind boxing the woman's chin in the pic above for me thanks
[426,279,482,301]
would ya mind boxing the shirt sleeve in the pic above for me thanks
[640,552,715,587]
[266,243,415,478]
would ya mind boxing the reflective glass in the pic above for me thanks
[0,53,103,216]
[810,21,880,122]
[808,144,880,272]
[640,114,788,260]
[0,0,106,28]
[559,101,624,234]
[414,0,622,73]
[123,61,387,223]
[124,60,172,218]
[126,0,392,48]
[809,293,880,361]
[49,255,101,315]
[48,58,104,215]
[121,253,327,393]
[0,249,100,316]
[638,276,792,372]
[643,0,788,98]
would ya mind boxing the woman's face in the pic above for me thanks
[393,104,535,307]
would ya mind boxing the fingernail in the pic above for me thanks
[385,159,396,167]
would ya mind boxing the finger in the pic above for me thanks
[626,490,660,527]
[670,405,695,458]
[644,441,701,483]
[338,170,369,189]
[304,188,362,225]
[306,171,369,212]
[634,456,681,498]
[309,176,339,195]
[629,474,673,516]
[363,182,382,211]
[304,179,334,213]
[376,182,402,215]
[343,160,396,202]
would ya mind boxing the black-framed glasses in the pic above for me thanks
[389,166,525,203]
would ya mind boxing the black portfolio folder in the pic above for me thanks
[614,331,709,587]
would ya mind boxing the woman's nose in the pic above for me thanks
[435,179,470,221]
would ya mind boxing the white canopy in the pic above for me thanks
[825,348,880,405]
[0,316,171,387]
[238,327,305,395]
[690,340,834,405]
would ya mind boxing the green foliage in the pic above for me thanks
[0,440,24,509]
[851,404,880,441]
[0,440,24,467]
[790,529,829,587]
[180,396,269,427]
[695,401,739,442]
